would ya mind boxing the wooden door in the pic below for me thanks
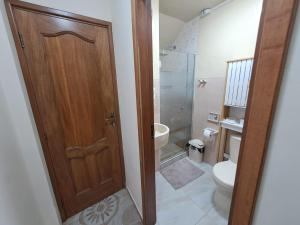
[6,1,124,219]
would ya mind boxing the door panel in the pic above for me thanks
[10,5,124,218]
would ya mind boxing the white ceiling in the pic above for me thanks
[160,0,225,22]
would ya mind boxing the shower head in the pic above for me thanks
[199,8,211,18]
[199,0,232,18]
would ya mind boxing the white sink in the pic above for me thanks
[154,123,169,150]
[220,119,243,133]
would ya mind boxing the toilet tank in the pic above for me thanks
[229,135,241,163]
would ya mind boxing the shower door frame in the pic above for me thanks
[159,51,196,162]
[131,0,299,225]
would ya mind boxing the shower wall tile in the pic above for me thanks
[160,51,187,72]
[160,69,191,132]
[173,16,200,54]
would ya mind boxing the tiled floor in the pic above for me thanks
[156,158,228,225]
[160,128,190,162]
[161,143,185,161]
[63,189,142,225]
[63,158,227,225]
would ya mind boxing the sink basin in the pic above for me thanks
[220,119,243,133]
[154,123,169,150]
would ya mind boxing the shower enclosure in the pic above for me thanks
[160,50,195,163]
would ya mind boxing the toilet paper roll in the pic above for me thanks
[203,128,215,143]
[203,129,212,138]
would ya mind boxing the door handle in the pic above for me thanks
[105,112,116,127]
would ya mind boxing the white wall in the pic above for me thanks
[0,81,45,225]
[191,0,262,164]
[252,6,300,225]
[0,2,62,224]
[159,13,185,49]
[0,0,142,224]
[152,0,160,123]
[111,0,143,216]
[196,0,262,77]
[152,0,160,81]
[22,0,112,21]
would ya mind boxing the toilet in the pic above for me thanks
[212,135,241,216]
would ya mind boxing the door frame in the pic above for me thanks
[131,0,156,225]
[131,0,299,225]
[5,0,125,221]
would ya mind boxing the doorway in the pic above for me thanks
[131,0,299,225]
[154,1,262,224]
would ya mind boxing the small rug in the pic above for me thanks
[160,158,204,189]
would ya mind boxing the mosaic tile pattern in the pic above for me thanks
[64,189,142,225]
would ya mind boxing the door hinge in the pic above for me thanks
[151,124,154,139]
[18,32,25,48]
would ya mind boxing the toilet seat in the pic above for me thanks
[213,160,237,190]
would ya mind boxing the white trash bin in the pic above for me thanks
[187,139,205,163]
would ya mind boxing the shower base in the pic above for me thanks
[160,149,187,169]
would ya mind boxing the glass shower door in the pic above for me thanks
[160,51,195,162]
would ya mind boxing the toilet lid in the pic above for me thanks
[213,161,237,189]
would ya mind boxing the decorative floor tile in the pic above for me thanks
[64,189,142,225]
